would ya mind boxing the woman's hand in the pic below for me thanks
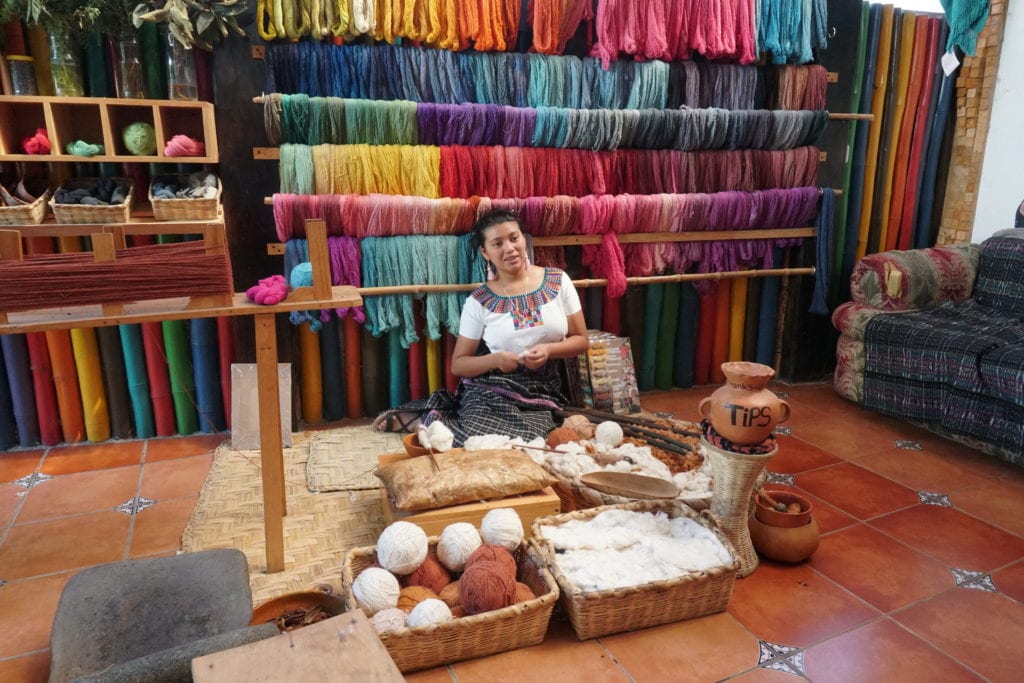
[493,351,522,373]
[521,344,550,370]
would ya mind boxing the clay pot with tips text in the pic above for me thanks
[698,362,790,445]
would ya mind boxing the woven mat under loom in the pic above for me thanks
[306,427,405,492]
[180,432,388,603]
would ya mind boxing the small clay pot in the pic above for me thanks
[748,514,820,563]
[698,362,790,445]
[250,589,347,627]
[754,490,813,529]
[403,433,433,458]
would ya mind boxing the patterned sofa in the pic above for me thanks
[832,231,1024,465]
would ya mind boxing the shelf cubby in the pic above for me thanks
[0,100,48,156]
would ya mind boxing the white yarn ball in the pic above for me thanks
[595,420,624,447]
[407,598,453,628]
[376,521,428,575]
[370,607,408,634]
[437,522,482,572]
[352,567,400,615]
[480,508,524,551]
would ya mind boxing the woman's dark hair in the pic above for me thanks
[471,209,525,249]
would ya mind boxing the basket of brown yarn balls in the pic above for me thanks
[341,517,561,673]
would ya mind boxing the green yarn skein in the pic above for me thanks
[65,140,105,156]
[122,121,157,156]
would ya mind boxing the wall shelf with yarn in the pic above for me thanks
[0,95,218,164]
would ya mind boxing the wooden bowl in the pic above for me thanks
[403,433,433,458]
[250,590,347,628]
[754,490,813,528]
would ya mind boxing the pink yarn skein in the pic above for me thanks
[246,275,288,305]
[22,128,50,155]
[164,134,206,157]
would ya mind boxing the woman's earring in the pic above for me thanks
[486,261,496,280]
[525,253,531,267]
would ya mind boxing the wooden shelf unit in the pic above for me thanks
[0,95,218,164]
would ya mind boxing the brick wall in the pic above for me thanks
[938,0,1009,245]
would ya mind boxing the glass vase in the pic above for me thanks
[164,29,197,101]
[47,29,84,97]
[111,32,147,99]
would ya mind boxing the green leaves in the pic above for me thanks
[131,0,248,49]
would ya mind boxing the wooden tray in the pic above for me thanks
[580,471,680,500]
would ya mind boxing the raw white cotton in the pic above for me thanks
[594,420,624,446]
[352,567,401,615]
[376,521,429,575]
[480,508,524,550]
[370,607,408,634]
[538,510,733,593]
[436,522,482,572]
[407,598,453,628]
[417,421,454,451]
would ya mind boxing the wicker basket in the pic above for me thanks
[149,175,222,221]
[342,540,559,673]
[50,179,133,224]
[531,500,739,640]
[549,476,711,513]
[0,190,49,225]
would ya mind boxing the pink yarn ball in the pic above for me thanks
[465,545,516,577]
[401,554,452,594]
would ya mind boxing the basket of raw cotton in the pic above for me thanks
[342,509,559,673]
[531,500,739,640]
[149,172,221,221]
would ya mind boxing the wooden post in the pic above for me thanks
[305,219,333,300]
[92,233,123,316]
[254,312,286,573]
[0,230,23,261]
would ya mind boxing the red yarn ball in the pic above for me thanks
[459,559,516,616]
[465,545,516,577]
[438,581,461,609]
[514,582,536,603]
[401,553,452,594]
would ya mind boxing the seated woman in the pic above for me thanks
[378,209,589,446]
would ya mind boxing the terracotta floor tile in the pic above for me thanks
[893,589,1024,683]
[796,463,919,520]
[949,478,1024,538]
[726,561,879,648]
[403,665,455,682]
[993,561,1024,605]
[0,511,130,580]
[0,449,45,483]
[599,612,758,682]
[129,498,196,557]
[450,619,630,683]
[856,447,987,494]
[809,524,953,613]
[804,618,983,683]
[726,668,808,682]
[139,454,213,501]
[145,434,227,463]
[0,483,24,529]
[785,414,913,461]
[870,505,1024,572]
[0,572,73,658]
[17,466,140,523]
[639,388,705,423]
[40,442,143,476]
[765,436,841,474]
[947,450,1024,482]
[0,651,50,683]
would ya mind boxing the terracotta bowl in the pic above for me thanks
[403,433,433,458]
[754,490,813,528]
[749,514,820,563]
[250,590,347,627]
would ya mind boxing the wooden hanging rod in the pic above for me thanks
[262,190,840,206]
[266,227,816,255]
[349,267,815,296]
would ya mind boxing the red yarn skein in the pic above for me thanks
[22,128,50,155]
[459,559,516,616]
[465,545,516,576]
[401,554,451,594]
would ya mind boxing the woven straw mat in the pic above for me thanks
[181,428,394,603]
[305,427,405,492]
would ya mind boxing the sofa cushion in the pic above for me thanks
[979,343,1024,408]
[973,235,1024,318]
[940,387,1024,460]
[832,302,885,341]
[863,300,1009,395]
[850,243,979,311]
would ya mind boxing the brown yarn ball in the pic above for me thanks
[547,426,580,448]
[401,553,452,594]
[465,544,517,576]
[450,605,466,618]
[397,585,438,613]
[459,559,516,615]
[513,582,536,603]
[438,581,461,609]
[563,414,595,439]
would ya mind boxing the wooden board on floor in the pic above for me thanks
[191,610,403,682]
[378,452,561,536]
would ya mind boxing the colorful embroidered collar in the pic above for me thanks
[472,268,562,315]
